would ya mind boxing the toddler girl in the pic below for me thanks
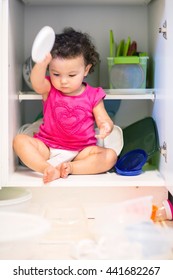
[13,28,121,183]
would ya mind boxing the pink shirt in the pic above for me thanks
[34,80,106,151]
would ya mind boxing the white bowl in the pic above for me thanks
[0,211,50,259]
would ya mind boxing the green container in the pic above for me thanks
[107,56,149,89]
[120,117,159,161]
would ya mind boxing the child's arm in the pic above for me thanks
[93,100,114,139]
[30,53,52,99]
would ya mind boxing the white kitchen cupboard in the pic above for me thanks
[0,0,172,200]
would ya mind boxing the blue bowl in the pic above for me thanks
[115,149,147,176]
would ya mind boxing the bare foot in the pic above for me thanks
[60,162,72,178]
[43,165,61,183]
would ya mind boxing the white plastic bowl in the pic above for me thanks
[0,211,50,259]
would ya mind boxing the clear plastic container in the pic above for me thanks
[44,202,89,241]
[151,200,173,222]
[107,56,148,89]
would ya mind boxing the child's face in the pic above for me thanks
[49,55,91,95]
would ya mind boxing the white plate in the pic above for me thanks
[31,26,55,63]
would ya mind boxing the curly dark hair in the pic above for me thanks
[51,27,99,74]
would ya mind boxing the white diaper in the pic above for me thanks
[47,148,79,167]
[19,120,123,165]
[96,125,124,156]
[48,125,124,166]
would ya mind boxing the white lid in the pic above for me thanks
[31,26,55,63]
[0,187,32,206]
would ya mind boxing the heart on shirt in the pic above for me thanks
[53,102,87,135]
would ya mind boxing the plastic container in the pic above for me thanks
[107,56,148,89]
[94,196,154,234]
[120,117,159,160]
[123,221,173,259]
[151,200,173,222]
[44,202,89,241]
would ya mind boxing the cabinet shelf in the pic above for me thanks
[9,165,164,187]
[21,0,152,6]
[19,89,155,101]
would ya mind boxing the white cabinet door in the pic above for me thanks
[0,0,9,187]
[148,0,173,195]
[0,0,2,188]
[165,0,173,195]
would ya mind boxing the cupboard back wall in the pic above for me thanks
[24,4,148,88]
[21,4,150,125]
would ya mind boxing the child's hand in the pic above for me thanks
[95,120,112,139]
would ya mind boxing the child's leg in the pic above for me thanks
[13,134,60,183]
[60,146,117,178]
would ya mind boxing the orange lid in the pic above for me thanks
[150,205,158,221]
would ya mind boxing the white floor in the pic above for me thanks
[0,186,172,260]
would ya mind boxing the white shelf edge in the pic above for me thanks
[7,166,165,187]
[19,89,155,101]
[19,91,42,101]
[21,0,153,6]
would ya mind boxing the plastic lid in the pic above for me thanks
[31,26,55,63]
[115,149,147,176]
[115,167,142,176]
[0,188,32,206]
